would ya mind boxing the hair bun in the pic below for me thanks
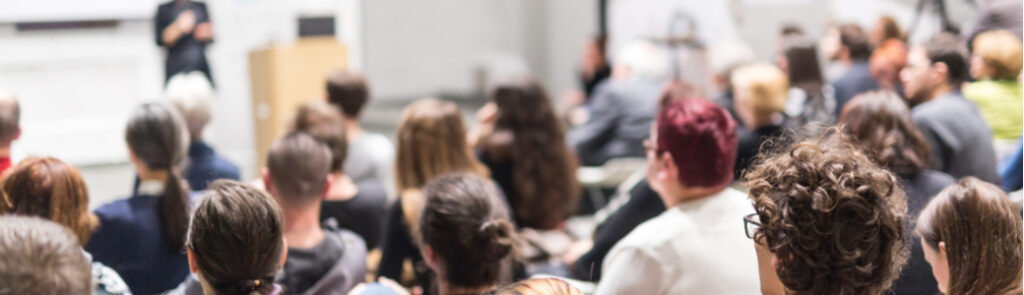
[478,219,513,262]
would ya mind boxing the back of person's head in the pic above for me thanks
[915,177,1023,295]
[0,157,97,245]
[840,90,930,176]
[708,40,756,77]
[745,128,908,295]
[655,98,737,188]
[483,278,583,295]
[325,70,370,118]
[779,23,805,37]
[732,64,789,122]
[0,88,20,145]
[125,102,191,250]
[396,98,486,191]
[923,33,971,86]
[483,77,579,229]
[614,40,669,81]
[166,71,214,140]
[187,180,285,295]
[971,30,1023,81]
[872,15,905,44]
[290,101,347,172]
[419,173,514,289]
[0,216,92,295]
[839,23,872,60]
[266,132,332,206]
[778,35,824,87]
[870,39,909,85]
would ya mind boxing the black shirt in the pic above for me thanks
[377,199,435,294]
[155,0,213,82]
[889,170,955,295]
[735,124,786,180]
[572,180,665,281]
[281,230,346,294]
[321,180,388,250]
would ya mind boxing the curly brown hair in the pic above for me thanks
[744,128,909,295]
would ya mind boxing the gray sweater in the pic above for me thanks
[912,92,1000,183]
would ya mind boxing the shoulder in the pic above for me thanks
[93,198,134,223]
[612,210,687,251]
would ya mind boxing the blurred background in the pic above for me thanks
[0,0,982,207]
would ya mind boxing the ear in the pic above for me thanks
[420,245,440,272]
[12,126,20,141]
[657,152,678,183]
[938,241,947,256]
[262,168,274,194]
[321,174,334,201]
[279,238,289,267]
[770,254,779,269]
[187,249,199,274]
[933,62,950,83]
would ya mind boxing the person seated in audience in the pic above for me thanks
[869,39,908,92]
[732,63,789,179]
[418,174,517,295]
[85,103,193,294]
[916,177,1023,295]
[839,90,955,294]
[472,77,579,229]
[568,40,668,166]
[0,157,131,295]
[963,30,1023,157]
[828,24,880,116]
[265,132,367,294]
[0,88,19,175]
[708,39,756,121]
[170,180,288,295]
[291,101,387,250]
[166,72,240,191]
[0,216,94,295]
[377,98,490,294]
[484,278,583,295]
[776,34,832,130]
[566,82,692,281]
[900,33,999,183]
[595,98,759,294]
[326,70,397,199]
[745,128,909,295]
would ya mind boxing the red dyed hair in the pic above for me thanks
[656,99,738,188]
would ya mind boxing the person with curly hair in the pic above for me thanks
[915,178,1023,295]
[744,129,909,295]
[595,98,759,295]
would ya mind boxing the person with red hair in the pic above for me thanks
[870,39,909,91]
[594,98,758,295]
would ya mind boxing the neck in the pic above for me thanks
[924,83,954,104]
[138,168,169,183]
[660,184,727,208]
[0,144,10,158]
[327,172,358,201]
[438,281,492,295]
[280,201,325,249]
[345,119,363,141]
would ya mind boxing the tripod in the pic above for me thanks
[907,0,978,36]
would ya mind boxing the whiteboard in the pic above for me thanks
[0,0,160,22]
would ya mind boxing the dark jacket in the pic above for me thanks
[831,61,879,117]
[183,141,240,191]
[890,170,955,295]
[573,180,665,281]
[155,0,213,82]
[166,221,368,295]
[568,78,661,166]
[85,194,191,295]
[912,92,1000,183]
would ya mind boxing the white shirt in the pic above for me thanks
[595,187,760,295]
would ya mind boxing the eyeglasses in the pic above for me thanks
[743,213,760,240]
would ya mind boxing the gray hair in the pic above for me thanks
[165,72,213,140]
[0,216,92,295]
[615,40,670,81]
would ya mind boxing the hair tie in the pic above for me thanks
[240,279,262,291]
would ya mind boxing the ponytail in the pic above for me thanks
[126,103,191,250]
[161,171,189,250]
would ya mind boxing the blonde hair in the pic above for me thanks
[732,63,789,117]
[485,278,583,295]
[973,30,1023,80]
[395,98,488,236]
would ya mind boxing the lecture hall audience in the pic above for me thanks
[964,29,1023,157]
[166,72,241,191]
[731,63,789,178]
[827,24,880,116]
[325,70,397,200]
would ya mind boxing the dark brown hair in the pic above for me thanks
[840,90,931,176]
[924,33,971,86]
[745,128,908,295]
[187,180,285,295]
[266,132,332,204]
[396,98,487,192]
[291,101,347,172]
[876,16,905,42]
[419,173,514,289]
[0,216,92,295]
[780,34,824,93]
[0,93,18,143]
[840,24,872,60]
[915,177,1023,295]
[483,278,583,295]
[0,157,98,245]
[126,103,191,250]
[326,70,370,117]
[479,78,579,229]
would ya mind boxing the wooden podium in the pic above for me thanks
[249,37,347,169]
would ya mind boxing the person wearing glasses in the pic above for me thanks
[594,98,759,295]
[743,129,909,295]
